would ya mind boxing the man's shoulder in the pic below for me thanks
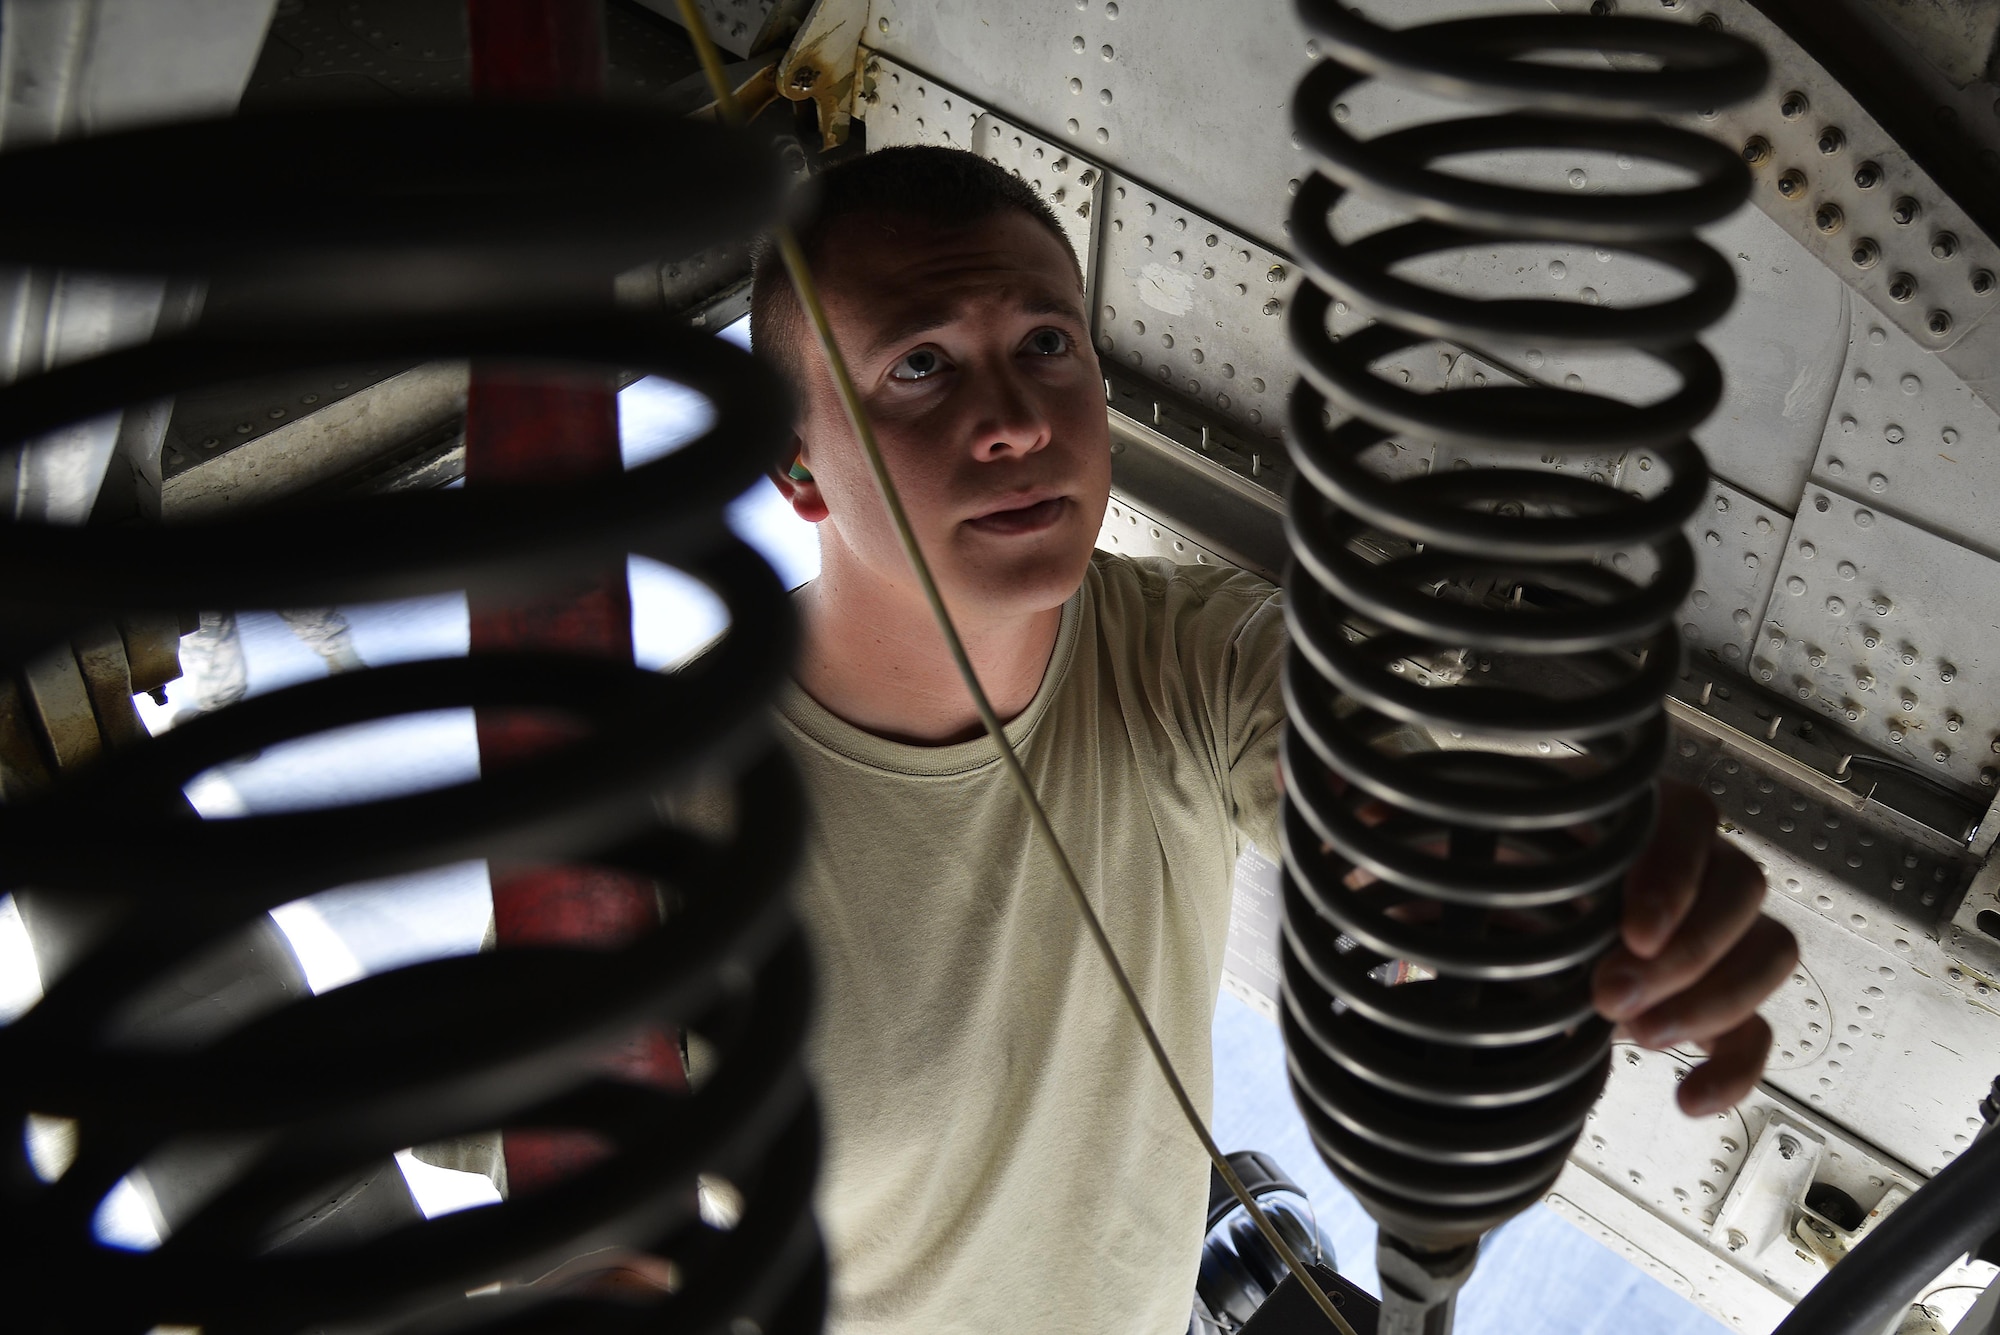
[1084,548,1281,625]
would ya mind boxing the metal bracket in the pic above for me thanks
[778,0,867,147]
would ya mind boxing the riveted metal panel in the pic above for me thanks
[1809,306,2000,561]
[1592,0,2000,416]
[857,53,982,150]
[1759,489,2000,792]
[1095,177,1300,445]
[867,0,1316,255]
[1682,480,1795,672]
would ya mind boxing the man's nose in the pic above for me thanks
[968,366,1053,461]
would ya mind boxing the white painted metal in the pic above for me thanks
[0,0,277,523]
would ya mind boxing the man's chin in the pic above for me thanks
[943,540,1096,620]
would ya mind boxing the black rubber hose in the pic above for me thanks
[1773,1127,2000,1335]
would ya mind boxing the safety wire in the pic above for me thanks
[672,5,1356,1332]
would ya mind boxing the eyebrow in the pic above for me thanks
[861,294,1088,364]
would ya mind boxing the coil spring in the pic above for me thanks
[1279,0,1765,1263]
[0,106,824,1333]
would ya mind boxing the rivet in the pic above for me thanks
[1940,663,1956,682]
[1974,270,1997,295]
[1884,424,1905,443]
[1742,137,1771,165]
[1851,238,1881,269]
[1777,169,1807,199]
[1869,472,1887,492]
[1780,91,1809,120]
[1853,161,1881,189]
[1816,127,1845,155]
[1928,309,1953,336]
[1815,204,1843,233]
[1948,714,1963,732]
[1891,196,1920,225]
[1932,232,1959,259]
[1888,273,1917,302]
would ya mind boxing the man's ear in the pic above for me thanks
[767,430,829,523]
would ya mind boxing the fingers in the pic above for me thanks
[1624,781,1718,959]
[1675,1013,1776,1118]
[1596,836,1767,1022]
[1622,914,1798,1049]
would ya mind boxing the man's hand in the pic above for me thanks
[1593,780,1798,1117]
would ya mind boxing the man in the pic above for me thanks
[752,145,1795,1333]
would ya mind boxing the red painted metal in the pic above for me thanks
[463,0,684,1199]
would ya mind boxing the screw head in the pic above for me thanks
[1779,1134,1801,1160]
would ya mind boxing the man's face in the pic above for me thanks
[784,210,1111,621]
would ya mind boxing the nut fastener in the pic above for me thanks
[1777,170,1807,199]
[1853,161,1882,189]
[1780,91,1809,120]
[1851,238,1881,269]
[1815,204,1844,234]
[1891,196,1920,225]
[1928,310,1954,336]
[1932,232,1959,260]
[1816,127,1845,155]
[1887,273,1917,302]
[1974,270,1997,295]
[1742,136,1772,165]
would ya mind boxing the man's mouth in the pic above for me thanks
[965,496,1068,536]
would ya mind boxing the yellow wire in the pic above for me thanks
[673,6,1357,1331]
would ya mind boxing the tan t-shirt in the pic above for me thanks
[778,550,1287,1335]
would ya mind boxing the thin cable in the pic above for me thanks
[673,5,1356,1331]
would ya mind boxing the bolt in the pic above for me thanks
[1778,1134,1802,1160]
[1815,204,1844,233]
[1851,238,1881,268]
[1888,273,1916,302]
[1928,309,1954,336]
[1742,136,1772,166]
[1266,265,1286,283]
[1935,746,1951,764]
[1853,162,1881,189]
[1780,92,1809,120]
[1726,1228,1749,1252]
[1777,170,1807,199]
[1974,270,1997,295]
[1891,196,1920,225]
[1932,232,1959,260]
[1262,299,1281,316]
[1817,127,1845,155]
[1948,715,1963,732]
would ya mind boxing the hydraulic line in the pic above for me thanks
[1281,4,1764,1330]
[0,98,823,1333]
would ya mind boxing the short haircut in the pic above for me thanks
[749,144,1082,389]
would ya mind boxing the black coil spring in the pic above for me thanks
[0,106,824,1333]
[1280,3,1765,1250]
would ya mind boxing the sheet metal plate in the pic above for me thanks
[1759,488,2000,792]
[1809,305,2000,561]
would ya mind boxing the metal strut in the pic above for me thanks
[0,95,824,1335]
[1279,5,1765,1331]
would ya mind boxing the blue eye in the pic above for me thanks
[1027,328,1071,356]
[890,348,946,381]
